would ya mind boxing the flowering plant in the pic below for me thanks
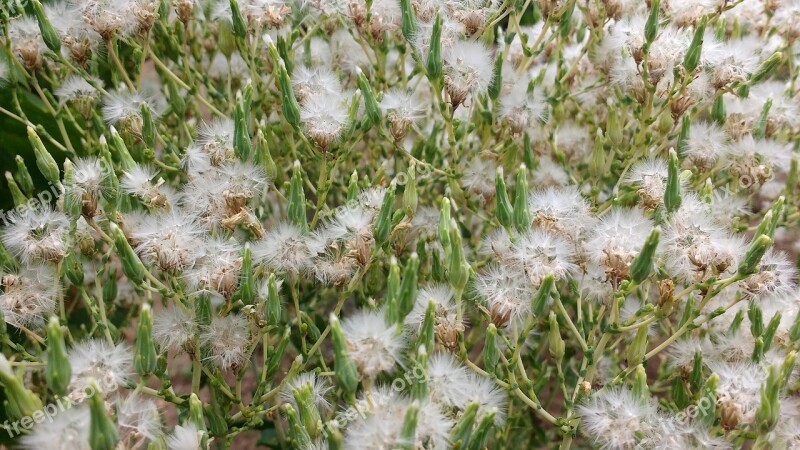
[0,0,799,448]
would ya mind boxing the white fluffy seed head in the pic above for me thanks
[68,339,133,400]
[340,308,405,378]
[199,313,250,371]
[2,205,70,264]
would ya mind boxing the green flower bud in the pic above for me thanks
[103,268,118,305]
[403,163,418,218]
[512,164,529,232]
[396,401,419,450]
[588,128,606,179]
[229,0,247,38]
[166,78,185,116]
[13,155,34,195]
[632,364,649,400]
[689,351,704,392]
[467,409,496,450]
[331,314,359,401]
[234,101,251,161]
[417,300,436,354]
[682,17,706,73]
[630,227,660,283]
[265,327,291,379]
[789,311,800,342]
[711,95,726,125]
[728,309,745,336]
[447,222,469,294]
[763,313,781,353]
[109,127,136,171]
[483,324,500,373]
[276,58,302,130]
[644,0,660,45]
[532,274,554,316]
[266,274,282,325]
[627,325,648,366]
[385,257,401,323]
[28,126,62,191]
[752,336,765,363]
[356,67,381,130]
[284,403,312,448]
[523,132,536,168]
[450,401,479,446]
[607,108,623,147]
[397,253,420,323]
[188,393,209,447]
[494,167,512,228]
[64,250,84,286]
[111,223,145,285]
[779,351,797,388]
[753,97,772,140]
[45,317,71,396]
[411,346,428,400]
[140,102,156,148]
[548,312,565,362]
[400,0,416,40]
[293,381,323,439]
[288,161,309,234]
[426,14,443,81]
[62,160,82,219]
[135,303,158,376]
[664,148,681,213]
[0,354,43,420]
[488,51,504,100]
[438,198,451,253]
[88,379,118,450]
[32,0,61,52]
[347,170,359,203]
[750,52,782,85]
[697,373,718,425]
[239,244,255,305]
[373,183,396,246]
[255,129,278,181]
[755,366,780,434]
[5,172,27,207]
[738,234,772,276]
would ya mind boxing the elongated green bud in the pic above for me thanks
[229,0,247,37]
[417,300,436,354]
[135,304,158,376]
[64,250,84,286]
[396,401,419,450]
[483,324,500,373]
[400,0,416,40]
[495,167,512,228]
[398,253,420,322]
[276,59,302,130]
[293,381,323,439]
[288,161,309,234]
[32,0,61,52]
[14,155,34,195]
[5,172,27,206]
[683,17,706,73]
[755,366,780,433]
[548,312,565,362]
[347,171,359,203]
[256,129,278,180]
[234,104,251,161]
[403,163,418,218]
[0,354,43,420]
[711,95,726,125]
[356,67,381,129]
[630,227,660,283]
[467,409,496,450]
[426,14,443,81]
[750,52,782,85]
[644,0,660,45]
[748,301,764,338]
[532,274,554,316]
[451,401,479,446]
[438,197,451,252]
[738,234,772,276]
[188,394,209,447]
[374,182,396,246]
[411,346,429,400]
[607,107,623,147]
[28,126,62,190]
[753,97,772,140]
[89,379,118,450]
[111,223,145,285]
[240,244,255,304]
[588,128,606,178]
[331,314,359,400]
[266,274,282,325]
[627,325,648,366]
[109,126,136,170]
[46,317,71,396]
[284,404,312,448]
[664,148,681,213]
[385,257,401,323]
[780,351,797,388]
[447,221,469,294]
[141,103,156,148]
[512,164,529,231]
[697,373,718,425]
[265,328,291,379]
[632,364,649,400]
[763,312,781,352]
[488,51,503,100]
